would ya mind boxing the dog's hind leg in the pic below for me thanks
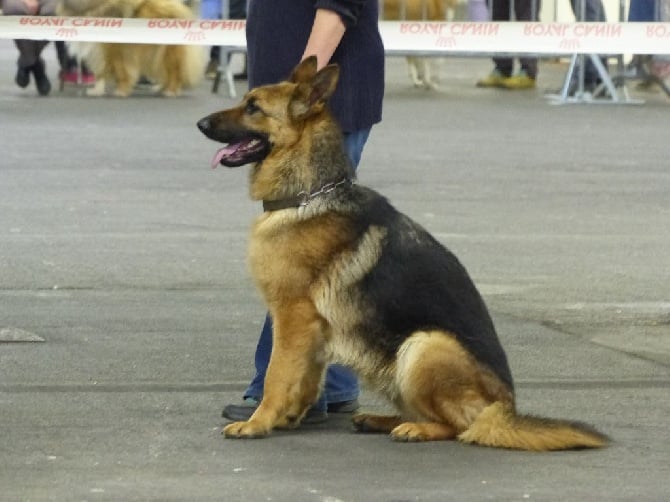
[109,45,140,97]
[223,299,328,439]
[388,330,512,442]
[406,57,424,88]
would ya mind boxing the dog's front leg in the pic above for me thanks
[223,300,327,439]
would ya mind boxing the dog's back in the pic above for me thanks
[311,184,513,391]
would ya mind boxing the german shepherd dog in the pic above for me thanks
[197,57,608,451]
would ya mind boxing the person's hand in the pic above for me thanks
[22,0,40,15]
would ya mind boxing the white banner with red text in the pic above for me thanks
[1,17,670,55]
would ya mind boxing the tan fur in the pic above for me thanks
[382,0,457,90]
[57,0,205,97]
[353,330,513,441]
[354,330,607,449]
[200,58,608,451]
[458,402,609,451]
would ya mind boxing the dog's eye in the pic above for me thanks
[245,101,261,115]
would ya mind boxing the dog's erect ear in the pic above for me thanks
[289,63,340,121]
[289,56,319,83]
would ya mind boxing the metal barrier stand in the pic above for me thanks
[546,0,643,105]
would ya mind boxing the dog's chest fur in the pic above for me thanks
[249,209,358,304]
[248,208,393,375]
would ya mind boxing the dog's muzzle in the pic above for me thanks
[197,116,271,168]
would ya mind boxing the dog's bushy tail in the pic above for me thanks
[458,402,609,451]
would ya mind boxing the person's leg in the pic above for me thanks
[4,0,51,92]
[243,313,271,401]
[228,129,372,420]
[490,0,513,77]
[517,0,540,79]
[342,129,370,172]
[627,0,656,22]
[201,0,222,77]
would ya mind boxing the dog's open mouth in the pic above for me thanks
[210,134,270,168]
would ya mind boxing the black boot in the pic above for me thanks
[32,59,51,96]
[15,64,31,88]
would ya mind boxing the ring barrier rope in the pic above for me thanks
[1,17,670,55]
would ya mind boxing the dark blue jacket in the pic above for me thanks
[246,0,384,133]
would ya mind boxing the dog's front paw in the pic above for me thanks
[85,79,106,97]
[161,89,180,98]
[222,420,271,439]
[113,88,131,98]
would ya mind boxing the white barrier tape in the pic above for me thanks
[1,17,670,55]
[0,17,247,48]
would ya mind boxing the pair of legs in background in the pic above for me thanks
[222,129,371,423]
[475,0,540,89]
[4,0,94,94]
[4,0,58,95]
[477,0,609,91]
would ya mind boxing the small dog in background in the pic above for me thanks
[57,0,205,97]
[382,0,457,90]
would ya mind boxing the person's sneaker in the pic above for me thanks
[32,59,51,96]
[60,70,80,84]
[222,397,328,425]
[15,65,31,88]
[476,69,507,88]
[501,70,536,90]
[81,72,96,85]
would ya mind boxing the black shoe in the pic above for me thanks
[233,71,247,81]
[222,398,328,424]
[15,65,31,88]
[327,399,360,413]
[32,59,51,96]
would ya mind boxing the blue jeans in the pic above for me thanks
[244,128,371,411]
[627,0,656,22]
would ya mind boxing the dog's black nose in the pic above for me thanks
[197,117,210,133]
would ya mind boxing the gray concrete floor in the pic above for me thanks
[1,41,669,501]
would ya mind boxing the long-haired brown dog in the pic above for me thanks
[197,57,608,451]
[57,0,204,97]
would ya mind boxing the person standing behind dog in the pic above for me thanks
[221,0,385,424]
[476,0,540,89]
[3,0,58,95]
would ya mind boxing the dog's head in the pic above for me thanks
[197,57,355,204]
[197,56,340,170]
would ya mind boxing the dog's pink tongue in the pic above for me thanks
[211,145,237,169]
